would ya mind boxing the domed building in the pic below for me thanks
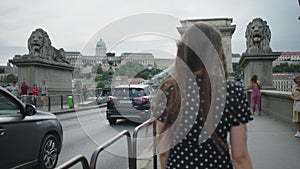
[95,38,107,57]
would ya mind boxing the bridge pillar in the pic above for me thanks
[239,53,280,90]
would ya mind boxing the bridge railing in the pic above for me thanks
[55,119,158,169]
[132,119,157,169]
[90,130,133,169]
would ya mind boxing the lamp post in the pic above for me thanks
[104,52,115,95]
[148,66,152,80]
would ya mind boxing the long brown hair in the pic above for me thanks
[156,22,228,152]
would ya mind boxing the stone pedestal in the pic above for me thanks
[177,18,236,74]
[9,58,74,95]
[239,52,281,90]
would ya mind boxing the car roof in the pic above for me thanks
[114,84,150,89]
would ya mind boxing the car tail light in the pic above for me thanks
[135,96,150,101]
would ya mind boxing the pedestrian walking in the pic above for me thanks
[235,76,244,88]
[40,80,48,108]
[20,81,29,103]
[291,75,300,138]
[250,75,262,115]
[153,22,253,169]
[31,84,39,106]
[8,81,19,97]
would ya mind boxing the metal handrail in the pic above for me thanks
[90,130,132,169]
[55,155,90,169]
[132,118,157,169]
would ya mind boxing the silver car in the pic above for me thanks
[0,86,63,169]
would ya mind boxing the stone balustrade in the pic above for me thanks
[248,90,293,126]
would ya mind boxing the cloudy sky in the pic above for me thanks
[0,0,299,65]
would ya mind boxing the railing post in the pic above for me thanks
[132,119,156,169]
[48,96,51,112]
[61,95,63,109]
[152,120,157,169]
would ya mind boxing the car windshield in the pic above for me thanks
[0,93,20,115]
[113,88,145,98]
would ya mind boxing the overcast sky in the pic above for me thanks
[0,0,299,65]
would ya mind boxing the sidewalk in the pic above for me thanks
[36,101,106,114]
[141,115,300,169]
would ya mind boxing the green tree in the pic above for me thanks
[96,80,108,88]
[115,62,145,77]
[92,64,103,74]
[273,62,300,73]
[4,74,18,83]
[115,62,162,79]
[232,63,243,77]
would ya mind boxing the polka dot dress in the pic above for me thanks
[157,78,253,169]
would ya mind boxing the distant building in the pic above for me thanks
[95,38,107,57]
[120,53,155,66]
[65,38,107,67]
[272,73,296,92]
[154,58,175,69]
[232,53,241,63]
[273,52,300,66]
[65,51,82,67]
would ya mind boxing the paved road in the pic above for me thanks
[55,107,152,169]
[55,106,300,169]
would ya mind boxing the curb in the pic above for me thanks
[51,104,106,114]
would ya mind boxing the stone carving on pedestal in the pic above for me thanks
[23,28,69,64]
[239,18,280,90]
[10,28,74,96]
[245,18,272,54]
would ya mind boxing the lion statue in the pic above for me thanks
[24,28,69,63]
[245,18,272,53]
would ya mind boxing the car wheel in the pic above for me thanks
[35,134,59,169]
[108,118,117,125]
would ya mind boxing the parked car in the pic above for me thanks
[96,95,108,105]
[106,84,154,124]
[0,86,63,169]
[96,89,109,105]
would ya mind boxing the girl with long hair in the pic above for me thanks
[250,74,262,115]
[153,22,253,169]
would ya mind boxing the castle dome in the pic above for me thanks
[96,38,106,48]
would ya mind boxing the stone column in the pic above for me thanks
[239,52,281,90]
[177,18,236,74]
[9,58,74,96]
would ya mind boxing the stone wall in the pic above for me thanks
[248,90,294,126]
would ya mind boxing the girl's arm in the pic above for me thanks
[230,124,253,169]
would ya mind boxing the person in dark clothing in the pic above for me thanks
[153,22,253,169]
[20,81,29,103]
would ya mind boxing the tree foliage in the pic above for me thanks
[273,62,300,73]
[115,62,145,78]
[232,63,243,77]
[1,73,18,83]
[115,62,162,80]
[94,64,109,89]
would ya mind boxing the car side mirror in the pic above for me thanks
[25,104,37,116]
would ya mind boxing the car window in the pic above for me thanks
[129,88,145,97]
[113,88,129,97]
[0,93,20,115]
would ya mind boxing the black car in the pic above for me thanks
[106,84,153,124]
[0,86,63,169]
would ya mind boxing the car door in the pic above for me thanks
[0,91,38,168]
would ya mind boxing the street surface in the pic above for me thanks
[56,107,153,169]
[56,108,300,169]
